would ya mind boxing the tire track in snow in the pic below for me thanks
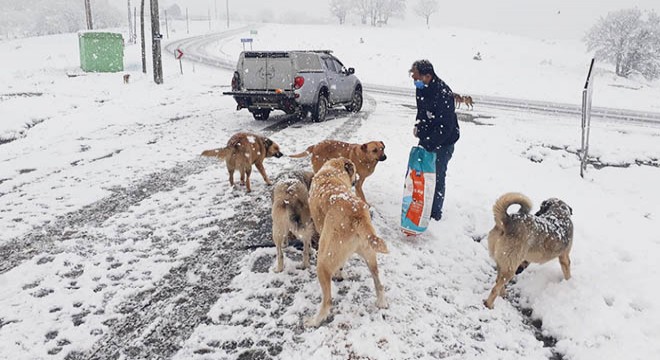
[0,113,302,275]
[71,101,375,359]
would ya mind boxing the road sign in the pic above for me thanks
[240,38,253,43]
[175,49,184,60]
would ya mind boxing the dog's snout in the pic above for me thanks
[275,152,284,158]
[379,155,387,161]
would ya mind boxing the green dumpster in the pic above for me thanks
[78,32,124,72]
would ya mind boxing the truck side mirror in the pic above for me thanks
[348,67,355,75]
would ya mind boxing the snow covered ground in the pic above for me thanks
[1,22,659,360]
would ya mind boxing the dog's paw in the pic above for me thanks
[376,297,389,309]
[273,266,284,273]
[304,316,322,328]
[483,299,495,309]
[296,263,309,270]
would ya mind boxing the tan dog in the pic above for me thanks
[485,192,574,309]
[271,171,317,272]
[289,140,387,204]
[306,158,389,327]
[201,132,283,192]
[463,95,474,110]
[453,93,463,108]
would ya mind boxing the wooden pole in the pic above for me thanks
[151,0,163,84]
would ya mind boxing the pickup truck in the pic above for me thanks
[223,50,363,122]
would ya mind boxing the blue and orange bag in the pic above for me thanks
[401,146,436,235]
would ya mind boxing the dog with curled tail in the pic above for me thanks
[485,192,573,309]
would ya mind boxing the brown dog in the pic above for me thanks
[123,74,130,84]
[271,171,317,272]
[453,93,463,108]
[305,157,389,327]
[201,132,283,192]
[289,140,387,204]
[484,192,574,309]
[463,95,474,110]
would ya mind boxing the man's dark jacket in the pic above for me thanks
[414,76,460,152]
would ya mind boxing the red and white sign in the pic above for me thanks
[175,49,184,60]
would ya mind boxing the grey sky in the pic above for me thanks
[108,0,660,40]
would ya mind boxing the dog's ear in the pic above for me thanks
[264,138,273,148]
[567,204,573,215]
[361,143,367,152]
[535,200,550,216]
[380,141,385,149]
[344,160,355,177]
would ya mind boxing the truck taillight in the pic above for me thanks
[294,76,304,89]
[231,71,240,91]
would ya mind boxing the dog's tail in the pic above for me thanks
[274,181,311,228]
[288,145,314,159]
[201,147,231,160]
[492,192,532,229]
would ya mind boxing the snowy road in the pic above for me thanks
[2,26,659,360]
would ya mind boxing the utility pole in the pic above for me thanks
[208,8,211,30]
[127,0,134,43]
[226,0,230,28]
[151,0,163,84]
[215,0,218,20]
[186,8,190,34]
[84,0,93,30]
[133,7,137,42]
[140,0,146,73]
[164,9,169,39]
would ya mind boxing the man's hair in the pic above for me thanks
[411,59,435,76]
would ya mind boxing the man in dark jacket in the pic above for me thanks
[410,59,460,221]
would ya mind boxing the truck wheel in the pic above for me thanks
[252,109,270,121]
[311,94,328,122]
[345,87,363,113]
[295,107,308,120]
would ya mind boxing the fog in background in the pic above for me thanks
[1,0,659,41]
[128,0,660,40]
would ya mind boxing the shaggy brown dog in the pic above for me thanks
[201,132,283,192]
[306,158,389,327]
[463,95,474,110]
[289,140,387,204]
[485,192,574,309]
[271,171,317,272]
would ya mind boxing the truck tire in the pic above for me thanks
[295,106,308,120]
[345,87,363,113]
[311,94,328,122]
[252,109,270,121]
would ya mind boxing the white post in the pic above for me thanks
[580,58,595,178]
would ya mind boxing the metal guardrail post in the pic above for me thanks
[580,58,595,178]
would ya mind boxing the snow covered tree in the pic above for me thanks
[584,8,660,80]
[354,0,406,27]
[330,0,351,25]
[0,0,122,38]
[414,0,439,26]
[378,0,406,25]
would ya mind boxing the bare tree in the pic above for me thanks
[378,0,406,25]
[414,0,438,26]
[330,0,350,25]
[585,8,660,80]
[355,0,376,26]
[354,0,405,26]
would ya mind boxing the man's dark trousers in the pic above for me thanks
[431,144,454,220]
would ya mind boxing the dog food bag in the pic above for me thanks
[401,146,436,236]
